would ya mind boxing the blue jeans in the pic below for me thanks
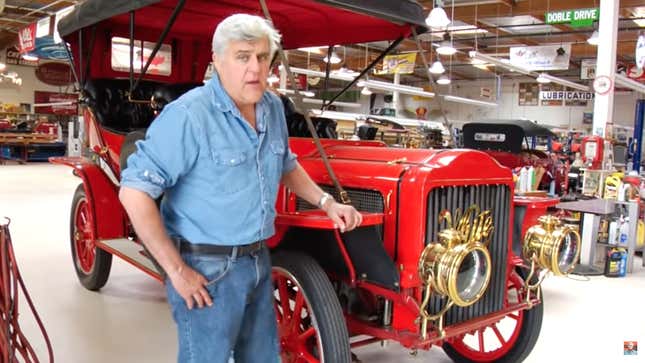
[166,246,280,363]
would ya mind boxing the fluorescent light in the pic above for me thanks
[302,98,361,108]
[21,53,38,61]
[290,66,435,98]
[323,51,341,64]
[469,51,533,76]
[277,88,315,97]
[360,86,373,95]
[442,95,498,107]
[429,61,445,74]
[616,74,645,94]
[290,66,355,81]
[310,110,443,128]
[436,75,451,85]
[537,73,590,91]
[358,79,435,98]
[447,25,488,35]
[436,40,457,56]
[425,7,451,29]
[587,30,599,45]
[536,73,551,84]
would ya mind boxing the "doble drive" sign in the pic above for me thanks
[545,8,599,28]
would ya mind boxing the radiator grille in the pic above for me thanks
[425,184,511,325]
[296,185,384,213]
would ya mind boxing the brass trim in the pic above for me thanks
[417,205,494,339]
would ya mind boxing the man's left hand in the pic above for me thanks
[325,202,362,233]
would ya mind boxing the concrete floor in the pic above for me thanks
[0,163,643,363]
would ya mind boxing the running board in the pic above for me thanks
[98,238,163,281]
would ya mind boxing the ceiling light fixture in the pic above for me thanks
[436,75,451,85]
[429,61,446,74]
[536,73,590,91]
[302,98,361,108]
[536,73,551,84]
[425,3,451,29]
[436,40,457,56]
[587,30,599,45]
[442,95,498,107]
[360,86,373,96]
[323,49,341,64]
[469,51,533,76]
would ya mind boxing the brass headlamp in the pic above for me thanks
[417,206,493,339]
[523,215,581,276]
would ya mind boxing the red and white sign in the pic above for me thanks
[18,23,36,53]
[34,91,78,115]
[35,62,73,86]
[626,64,645,82]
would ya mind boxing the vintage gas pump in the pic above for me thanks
[581,135,613,170]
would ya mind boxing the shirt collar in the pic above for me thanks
[207,72,272,122]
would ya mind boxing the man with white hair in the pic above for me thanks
[119,13,362,363]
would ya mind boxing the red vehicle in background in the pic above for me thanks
[51,1,580,362]
[463,119,570,195]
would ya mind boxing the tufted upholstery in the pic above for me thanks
[83,79,160,133]
[151,82,202,113]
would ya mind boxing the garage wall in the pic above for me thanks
[360,78,642,131]
[0,63,73,106]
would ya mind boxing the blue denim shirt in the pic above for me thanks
[121,74,298,245]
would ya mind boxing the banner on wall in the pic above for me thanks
[5,46,38,66]
[510,44,572,71]
[34,91,78,115]
[375,53,417,75]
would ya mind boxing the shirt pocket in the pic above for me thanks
[267,141,285,183]
[211,148,254,194]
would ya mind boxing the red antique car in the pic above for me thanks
[52,1,580,362]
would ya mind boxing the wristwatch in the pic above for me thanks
[318,192,334,209]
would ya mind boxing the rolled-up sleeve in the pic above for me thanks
[120,103,200,199]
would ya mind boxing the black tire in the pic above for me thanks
[272,251,351,363]
[70,184,112,290]
[442,269,543,363]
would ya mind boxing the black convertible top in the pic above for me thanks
[463,119,555,153]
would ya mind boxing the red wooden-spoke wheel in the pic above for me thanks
[443,270,544,363]
[272,251,351,363]
[74,196,95,273]
[70,184,112,291]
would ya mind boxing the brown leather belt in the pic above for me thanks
[179,239,265,257]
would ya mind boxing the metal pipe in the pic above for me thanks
[382,299,393,327]
[131,0,186,94]
[632,100,645,169]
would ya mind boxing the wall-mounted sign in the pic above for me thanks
[518,82,539,106]
[510,44,571,71]
[545,8,599,28]
[18,23,36,53]
[5,46,38,66]
[480,87,492,99]
[375,53,417,75]
[34,91,78,115]
[636,33,645,70]
[539,91,594,101]
[35,62,73,86]
[581,59,596,80]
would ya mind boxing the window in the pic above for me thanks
[110,37,172,76]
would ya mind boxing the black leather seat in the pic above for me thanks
[281,95,337,139]
[118,82,201,173]
[151,82,202,113]
[83,79,161,133]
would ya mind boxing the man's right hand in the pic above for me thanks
[168,264,213,309]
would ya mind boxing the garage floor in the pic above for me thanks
[0,163,643,363]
